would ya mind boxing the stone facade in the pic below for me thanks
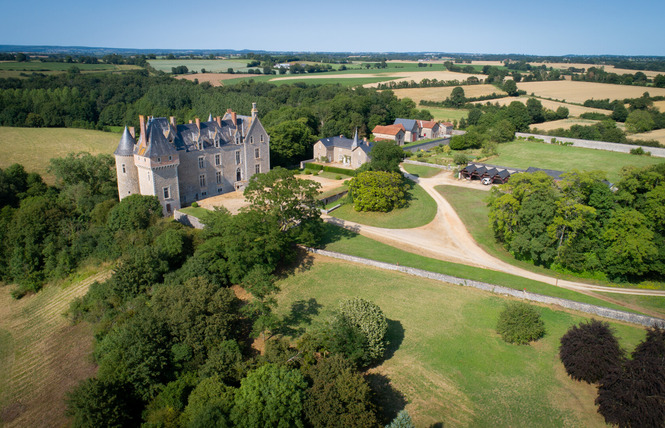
[313,131,373,168]
[114,104,270,216]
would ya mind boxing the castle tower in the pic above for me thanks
[114,126,139,200]
[134,116,181,216]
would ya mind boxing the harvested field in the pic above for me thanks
[629,128,665,146]
[363,71,485,88]
[527,62,663,78]
[472,96,611,117]
[0,268,111,428]
[176,73,254,86]
[517,80,665,104]
[653,100,665,112]
[531,118,626,132]
[391,85,506,104]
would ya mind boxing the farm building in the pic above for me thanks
[460,163,521,184]
[394,118,420,142]
[313,130,373,168]
[372,124,406,145]
[114,103,270,216]
[418,120,445,139]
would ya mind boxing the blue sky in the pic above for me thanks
[1,0,662,56]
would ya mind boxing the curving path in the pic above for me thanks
[325,169,665,297]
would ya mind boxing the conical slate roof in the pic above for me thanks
[144,122,177,158]
[352,128,359,150]
[114,126,136,156]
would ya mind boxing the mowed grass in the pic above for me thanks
[0,267,110,427]
[423,106,469,122]
[402,163,443,178]
[275,257,646,426]
[148,59,251,73]
[0,127,120,182]
[320,223,655,314]
[491,140,664,183]
[330,182,437,229]
[178,206,212,219]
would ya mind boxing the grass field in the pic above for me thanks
[275,256,646,426]
[0,127,120,183]
[330,182,437,229]
[517,80,665,104]
[423,106,469,122]
[490,140,663,183]
[178,206,212,219]
[0,266,111,427]
[0,62,141,78]
[391,85,506,104]
[148,59,251,73]
[402,164,443,178]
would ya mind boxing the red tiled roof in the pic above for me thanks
[418,120,438,129]
[442,122,454,126]
[372,124,405,135]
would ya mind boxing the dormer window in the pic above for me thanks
[157,157,161,163]
[215,140,219,148]
[250,136,254,144]
[260,134,264,143]
[168,155,172,161]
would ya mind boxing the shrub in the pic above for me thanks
[348,171,408,212]
[453,153,469,165]
[559,319,624,384]
[335,175,342,180]
[338,297,389,363]
[191,201,199,208]
[496,302,546,344]
[630,146,651,156]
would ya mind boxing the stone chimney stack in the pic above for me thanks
[216,116,222,127]
[169,116,177,128]
[231,112,237,127]
[139,115,146,143]
[129,126,135,139]
[251,102,258,118]
[195,117,201,129]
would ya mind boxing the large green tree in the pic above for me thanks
[267,119,315,167]
[348,171,408,212]
[361,140,405,173]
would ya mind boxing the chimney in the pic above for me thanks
[226,108,232,114]
[129,126,135,139]
[189,120,193,124]
[139,115,146,143]
[195,117,201,129]
[231,112,237,127]
[169,116,176,128]
[251,102,258,118]
[216,116,221,127]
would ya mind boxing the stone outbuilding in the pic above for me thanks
[372,124,406,145]
[313,130,373,168]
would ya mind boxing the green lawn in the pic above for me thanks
[320,223,653,314]
[0,127,121,183]
[491,140,664,183]
[178,206,212,219]
[402,163,443,178]
[422,106,469,122]
[330,182,437,229]
[275,258,646,427]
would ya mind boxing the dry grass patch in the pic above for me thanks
[629,128,665,146]
[176,73,254,86]
[653,100,665,112]
[530,118,605,132]
[517,80,665,104]
[391,85,505,104]
[473,95,610,117]
[527,62,663,78]
[364,71,485,88]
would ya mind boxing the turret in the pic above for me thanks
[114,126,139,199]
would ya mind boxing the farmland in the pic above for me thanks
[472,96,610,117]
[0,127,120,183]
[424,106,469,122]
[390,85,505,104]
[0,62,141,78]
[529,118,616,132]
[148,59,251,73]
[517,80,665,104]
[629,128,665,146]
[275,255,646,426]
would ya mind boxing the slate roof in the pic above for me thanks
[318,135,355,150]
[373,124,405,136]
[525,167,565,180]
[114,126,136,156]
[394,118,419,131]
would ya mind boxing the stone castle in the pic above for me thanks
[114,103,270,215]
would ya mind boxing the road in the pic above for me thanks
[325,169,665,297]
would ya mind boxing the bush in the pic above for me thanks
[630,146,651,156]
[453,153,469,165]
[559,319,624,384]
[337,297,389,363]
[496,302,546,344]
[191,201,199,208]
[335,175,342,180]
[348,171,408,212]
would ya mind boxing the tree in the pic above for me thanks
[303,355,379,427]
[449,86,466,107]
[386,410,416,428]
[559,319,624,384]
[601,208,657,279]
[66,378,140,428]
[611,102,628,122]
[362,140,406,173]
[526,98,545,123]
[625,109,655,133]
[503,79,519,96]
[106,194,162,233]
[338,298,389,363]
[348,171,408,212]
[496,302,546,345]
[181,376,235,427]
[267,119,315,167]
[230,364,307,427]
[504,101,531,132]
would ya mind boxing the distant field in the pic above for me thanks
[223,74,390,87]
[530,118,606,132]
[275,256,645,426]
[0,127,120,182]
[491,140,663,182]
[517,80,665,104]
[423,106,469,122]
[473,96,611,117]
[629,128,665,146]
[653,100,665,112]
[391,85,505,104]
[148,59,251,73]
[0,62,141,78]
[175,73,255,86]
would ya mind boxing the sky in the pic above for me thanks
[1,0,663,56]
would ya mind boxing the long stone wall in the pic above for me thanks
[307,248,665,328]
[402,138,450,153]
[515,132,665,158]
[403,159,453,170]
[174,210,205,229]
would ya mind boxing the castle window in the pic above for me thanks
[168,155,172,161]
[216,171,222,184]
[215,154,221,166]
[250,136,254,144]
[157,157,161,163]
[236,168,242,182]
[197,141,203,150]
[235,151,240,165]
[121,164,126,174]
[255,164,260,174]
[215,140,219,148]
[198,156,205,169]
[199,174,206,187]
[260,134,264,143]
[254,148,260,159]
[163,187,170,199]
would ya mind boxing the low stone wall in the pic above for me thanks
[307,248,665,328]
[402,138,450,153]
[403,160,453,170]
[515,132,665,158]
[321,190,348,206]
[174,210,205,229]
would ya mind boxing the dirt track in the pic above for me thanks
[326,169,665,297]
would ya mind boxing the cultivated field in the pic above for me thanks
[275,255,646,427]
[0,268,110,427]
[653,100,665,112]
[472,96,612,117]
[0,127,120,182]
[517,80,665,104]
[526,62,663,78]
[629,128,665,146]
[148,59,251,73]
[390,85,506,104]
[529,118,608,132]
[0,62,141,78]
[175,72,255,86]
[490,140,663,182]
